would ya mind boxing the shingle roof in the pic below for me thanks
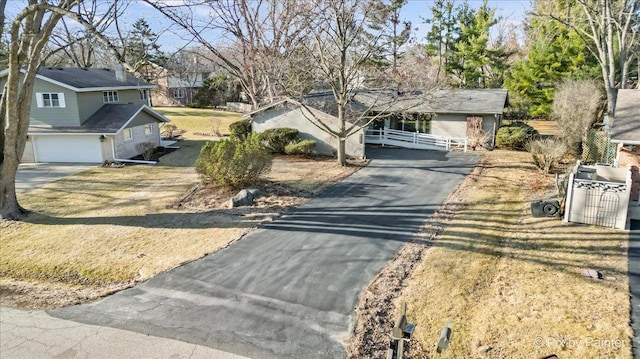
[361,89,508,114]
[611,89,640,144]
[36,67,154,90]
[28,104,169,134]
[245,88,508,119]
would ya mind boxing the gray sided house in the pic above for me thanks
[0,67,169,163]
[245,89,508,158]
[367,89,508,142]
[245,96,366,158]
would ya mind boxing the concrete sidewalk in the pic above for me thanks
[0,307,249,359]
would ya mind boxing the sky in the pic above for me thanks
[5,0,533,52]
[147,0,532,51]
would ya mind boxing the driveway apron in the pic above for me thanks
[51,148,480,359]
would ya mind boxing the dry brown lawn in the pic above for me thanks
[154,107,242,140]
[528,120,559,136]
[1,141,362,309]
[398,150,631,359]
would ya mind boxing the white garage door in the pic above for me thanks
[33,135,102,163]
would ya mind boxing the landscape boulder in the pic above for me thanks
[229,188,262,208]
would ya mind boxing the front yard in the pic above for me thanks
[349,150,631,359]
[0,108,362,309]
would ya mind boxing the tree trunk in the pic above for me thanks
[336,137,346,166]
[0,156,27,220]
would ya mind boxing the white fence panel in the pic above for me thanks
[364,128,467,152]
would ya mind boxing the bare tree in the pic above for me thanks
[1,0,135,220]
[144,0,310,109]
[541,0,640,115]
[296,0,397,166]
[46,1,126,67]
[552,78,603,155]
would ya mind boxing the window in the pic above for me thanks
[173,88,185,99]
[139,90,148,101]
[103,91,119,103]
[123,128,133,141]
[36,93,65,108]
[144,124,153,136]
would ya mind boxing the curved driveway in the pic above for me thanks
[52,148,480,359]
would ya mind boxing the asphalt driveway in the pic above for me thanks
[51,148,480,359]
[16,163,95,193]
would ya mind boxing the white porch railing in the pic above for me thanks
[365,128,467,152]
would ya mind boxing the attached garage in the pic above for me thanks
[32,135,102,163]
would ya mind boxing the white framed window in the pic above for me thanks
[123,128,133,141]
[36,92,66,108]
[172,88,185,99]
[103,91,119,103]
[144,124,153,136]
[139,90,148,101]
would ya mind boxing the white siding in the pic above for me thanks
[32,135,102,163]
[114,123,161,159]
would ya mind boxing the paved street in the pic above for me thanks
[47,148,480,359]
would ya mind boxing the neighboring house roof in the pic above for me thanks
[0,67,155,92]
[28,104,169,135]
[611,89,640,145]
[245,88,509,118]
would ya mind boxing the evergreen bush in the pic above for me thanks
[495,122,540,150]
[195,134,272,188]
[259,128,299,154]
[229,119,252,138]
[284,139,316,155]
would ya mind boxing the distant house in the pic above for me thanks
[0,67,170,163]
[152,68,209,107]
[244,89,508,158]
[610,89,640,202]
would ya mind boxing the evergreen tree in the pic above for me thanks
[424,0,460,80]
[504,1,600,118]
[451,0,508,87]
[424,0,508,87]
[125,18,166,80]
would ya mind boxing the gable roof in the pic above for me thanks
[28,104,169,135]
[244,89,509,119]
[363,89,509,115]
[0,67,155,92]
[611,89,640,144]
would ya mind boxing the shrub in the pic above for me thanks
[259,128,299,154]
[195,134,272,188]
[553,79,602,155]
[526,138,566,174]
[495,122,539,150]
[162,123,178,138]
[135,142,156,161]
[284,139,316,155]
[229,119,252,138]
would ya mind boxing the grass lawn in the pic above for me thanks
[1,136,360,309]
[1,141,234,287]
[527,120,559,137]
[154,107,243,139]
[399,150,631,358]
